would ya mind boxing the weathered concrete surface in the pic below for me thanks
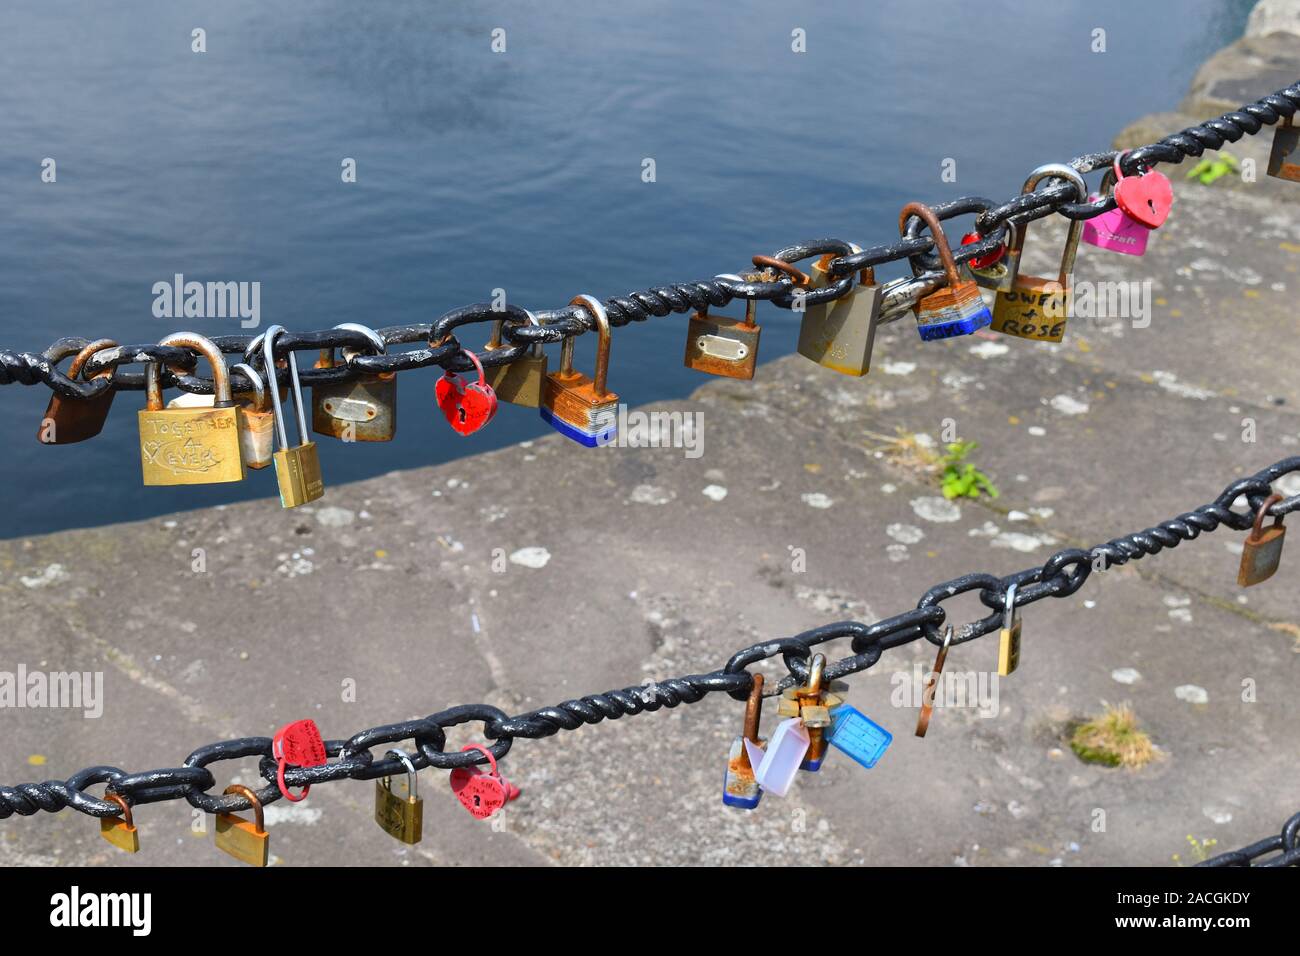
[3,34,1300,870]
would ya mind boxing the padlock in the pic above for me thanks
[961,231,1012,291]
[901,203,991,341]
[990,164,1087,344]
[435,349,499,435]
[539,294,618,447]
[98,793,139,853]
[998,581,1022,677]
[38,338,118,445]
[1238,494,1286,587]
[448,744,521,820]
[1267,115,1300,181]
[263,325,325,508]
[167,362,275,469]
[795,653,830,772]
[797,247,883,377]
[272,717,327,801]
[374,749,423,844]
[722,673,766,810]
[1112,151,1173,229]
[1082,167,1151,256]
[138,332,246,486]
[915,625,953,738]
[312,323,396,442]
[484,308,548,407]
[214,784,269,867]
[683,273,763,380]
[827,705,893,770]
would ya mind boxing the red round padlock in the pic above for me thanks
[961,231,1005,270]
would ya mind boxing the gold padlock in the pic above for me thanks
[797,245,882,377]
[1268,115,1300,182]
[998,582,1022,677]
[1238,493,1286,586]
[264,325,325,508]
[374,749,423,844]
[167,362,275,470]
[98,793,140,853]
[39,338,118,445]
[990,164,1087,344]
[138,332,246,486]
[312,323,397,442]
[214,784,269,867]
[484,308,548,407]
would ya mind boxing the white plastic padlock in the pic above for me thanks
[743,717,809,797]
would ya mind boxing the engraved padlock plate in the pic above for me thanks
[312,377,396,441]
[683,313,760,379]
[991,278,1069,342]
[138,406,245,485]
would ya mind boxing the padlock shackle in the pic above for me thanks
[262,325,311,453]
[806,653,825,697]
[898,203,960,289]
[1252,493,1284,535]
[384,748,419,801]
[222,784,265,833]
[334,322,387,365]
[460,743,502,780]
[230,362,268,413]
[148,332,236,410]
[104,792,134,828]
[568,294,612,397]
[67,339,118,382]
[1004,581,1018,631]
[1005,164,1088,289]
[743,673,764,743]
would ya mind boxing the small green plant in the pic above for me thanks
[1185,152,1239,185]
[1172,835,1219,866]
[1069,702,1160,769]
[939,441,999,500]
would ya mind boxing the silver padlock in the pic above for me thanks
[311,323,396,442]
[797,244,882,377]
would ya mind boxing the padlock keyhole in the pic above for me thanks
[458,406,467,424]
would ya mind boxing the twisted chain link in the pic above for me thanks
[1,83,1297,401]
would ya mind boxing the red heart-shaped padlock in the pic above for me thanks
[435,350,498,435]
[448,744,520,820]
[272,718,327,802]
[1113,152,1173,229]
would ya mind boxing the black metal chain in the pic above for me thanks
[2,457,1295,858]
[2,82,1296,402]
[1197,810,1300,867]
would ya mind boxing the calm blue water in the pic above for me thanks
[0,0,1254,537]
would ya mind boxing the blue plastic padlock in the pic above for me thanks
[827,705,893,769]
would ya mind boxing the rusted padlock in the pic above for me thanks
[1267,115,1300,182]
[38,338,118,445]
[312,323,396,442]
[722,672,765,809]
[1238,494,1286,587]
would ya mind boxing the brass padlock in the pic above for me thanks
[683,272,764,380]
[797,246,882,377]
[484,309,548,407]
[1267,115,1300,182]
[39,338,118,445]
[998,581,1022,677]
[264,325,324,507]
[138,332,246,485]
[167,362,275,470]
[539,294,619,447]
[990,164,1087,344]
[374,749,423,844]
[98,793,140,853]
[902,204,992,340]
[312,323,396,442]
[1238,494,1286,587]
[214,784,269,867]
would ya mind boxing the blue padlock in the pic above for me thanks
[827,705,893,769]
[900,202,993,341]
[722,673,765,809]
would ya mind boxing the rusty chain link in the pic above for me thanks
[1,83,1297,403]
[2,455,1296,874]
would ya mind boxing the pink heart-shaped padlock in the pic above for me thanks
[435,349,498,435]
[1113,152,1173,229]
[448,744,520,820]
